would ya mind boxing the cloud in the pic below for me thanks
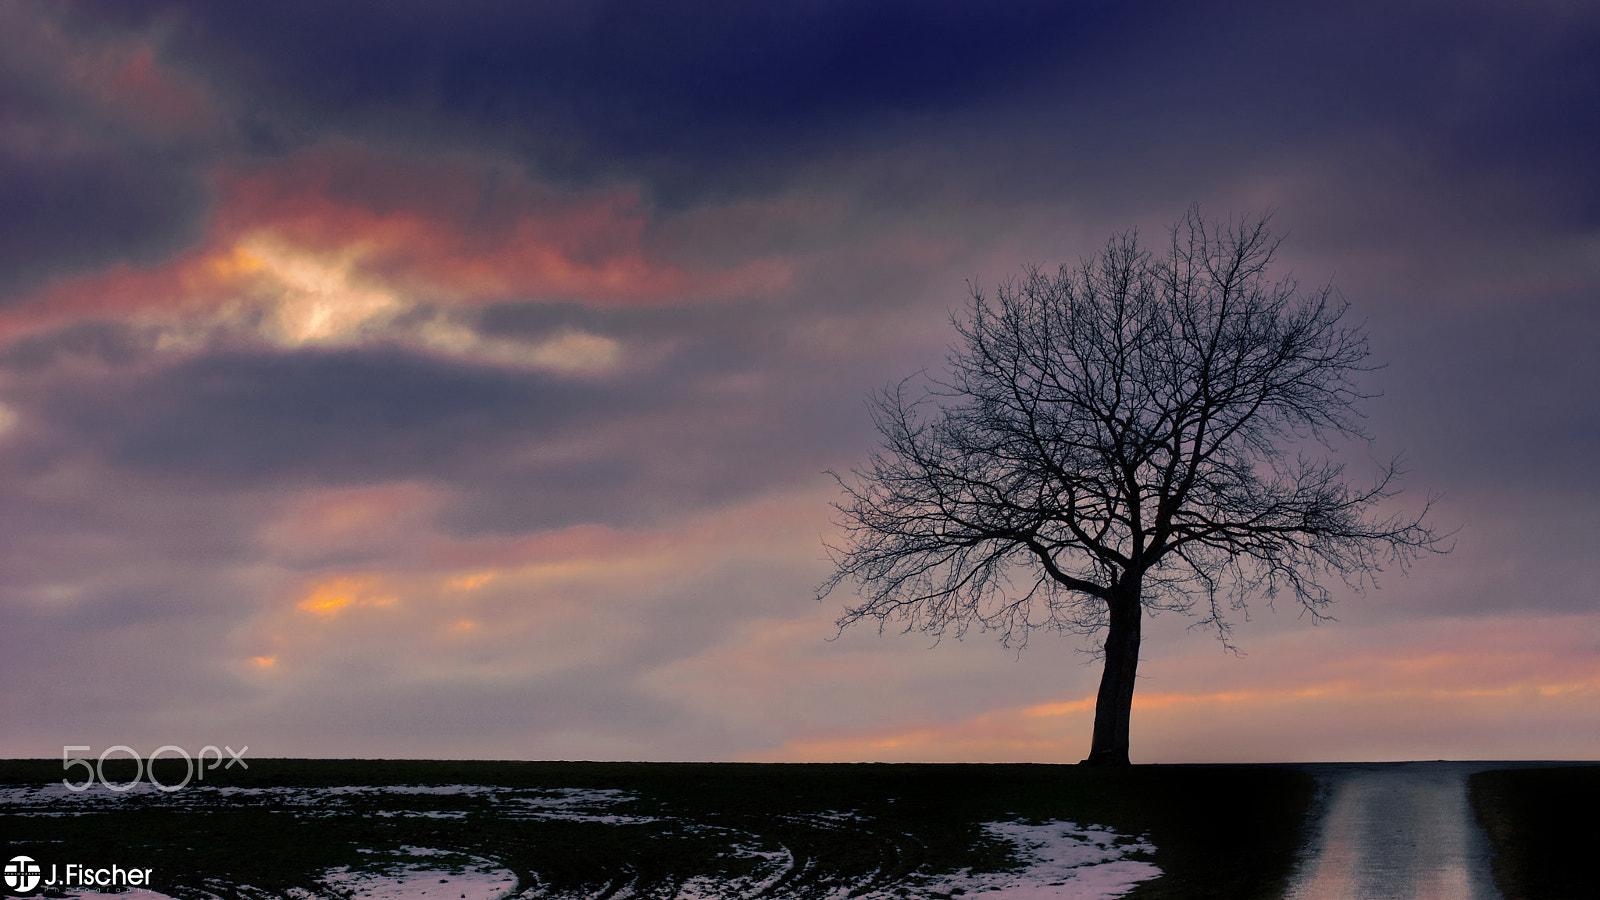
[0,483,838,758]
[22,345,614,482]
[0,1,224,298]
[80,1,1137,190]
[206,146,793,306]
[755,614,1600,763]
[0,139,795,354]
[3,0,1599,764]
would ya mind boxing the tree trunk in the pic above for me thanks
[1082,585,1142,766]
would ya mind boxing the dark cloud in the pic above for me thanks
[0,113,206,302]
[0,1,224,300]
[12,0,1594,289]
[0,148,210,298]
[76,0,1124,175]
[1376,292,1600,491]
[9,322,861,535]
[1,320,157,372]
[33,346,614,481]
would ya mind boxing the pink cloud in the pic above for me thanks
[0,142,791,345]
[1,1,222,141]
[210,145,791,305]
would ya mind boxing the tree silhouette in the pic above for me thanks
[820,208,1446,765]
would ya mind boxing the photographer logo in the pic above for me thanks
[5,856,42,894]
[3,857,154,893]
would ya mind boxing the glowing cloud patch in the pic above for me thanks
[159,231,631,374]
[1023,698,1095,718]
[297,575,399,618]
[209,145,788,309]
[524,329,622,375]
[448,572,497,593]
[416,317,623,375]
[228,236,405,346]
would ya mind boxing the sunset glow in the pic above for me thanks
[1,0,1596,764]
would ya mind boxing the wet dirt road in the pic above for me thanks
[1283,761,1501,900]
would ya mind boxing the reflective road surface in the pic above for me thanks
[1284,762,1501,900]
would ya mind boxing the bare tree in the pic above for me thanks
[820,208,1446,765]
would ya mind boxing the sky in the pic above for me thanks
[2,0,1597,765]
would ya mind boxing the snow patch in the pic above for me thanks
[506,787,658,823]
[889,820,1161,900]
[318,849,517,900]
[675,842,796,900]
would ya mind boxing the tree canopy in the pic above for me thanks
[821,208,1446,764]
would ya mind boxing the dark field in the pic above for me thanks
[1469,764,1600,900]
[1,760,1315,900]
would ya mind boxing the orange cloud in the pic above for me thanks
[748,613,1600,763]
[235,486,836,682]
[296,575,399,617]
[763,674,1600,764]
[447,572,496,593]
[1022,698,1095,717]
[767,702,1094,763]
